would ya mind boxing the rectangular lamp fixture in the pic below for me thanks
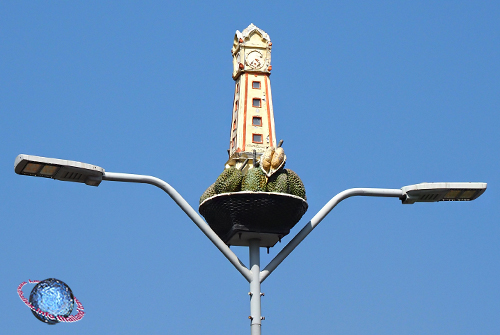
[400,182,487,204]
[14,154,105,186]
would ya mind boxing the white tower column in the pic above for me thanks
[226,24,276,171]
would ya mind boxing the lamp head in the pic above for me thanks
[14,154,104,186]
[400,182,487,204]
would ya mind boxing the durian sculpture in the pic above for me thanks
[199,141,306,203]
[198,24,308,247]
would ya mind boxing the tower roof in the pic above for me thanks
[235,23,271,43]
[232,23,272,57]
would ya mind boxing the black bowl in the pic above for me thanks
[199,191,308,247]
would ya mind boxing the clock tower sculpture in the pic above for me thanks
[226,24,276,171]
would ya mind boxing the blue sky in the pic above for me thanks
[1,1,499,334]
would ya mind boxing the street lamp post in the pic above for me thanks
[14,154,487,335]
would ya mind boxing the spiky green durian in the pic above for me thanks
[241,167,267,192]
[267,169,288,193]
[285,169,306,200]
[199,183,216,204]
[214,167,243,194]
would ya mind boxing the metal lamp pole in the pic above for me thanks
[14,154,487,335]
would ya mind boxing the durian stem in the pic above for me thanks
[240,158,249,170]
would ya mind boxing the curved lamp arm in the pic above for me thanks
[103,172,253,282]
[260,188,403,283]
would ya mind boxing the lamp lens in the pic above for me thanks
[22,163,42,174]
[459,190,476,200]
[443,190,461,200]
[39,165,59,176]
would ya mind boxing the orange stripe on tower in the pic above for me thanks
[229,82,236,149]
[242,73,248,151]
[264,75,273,147]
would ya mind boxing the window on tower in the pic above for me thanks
[252,116,262,126]
[234,100,239,111]
[252,98,261,108]
[252,134,263,144]
[252,81,261,89]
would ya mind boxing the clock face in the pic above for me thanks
[245,50,264,69]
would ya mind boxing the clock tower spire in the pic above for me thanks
[226,24,276,170]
